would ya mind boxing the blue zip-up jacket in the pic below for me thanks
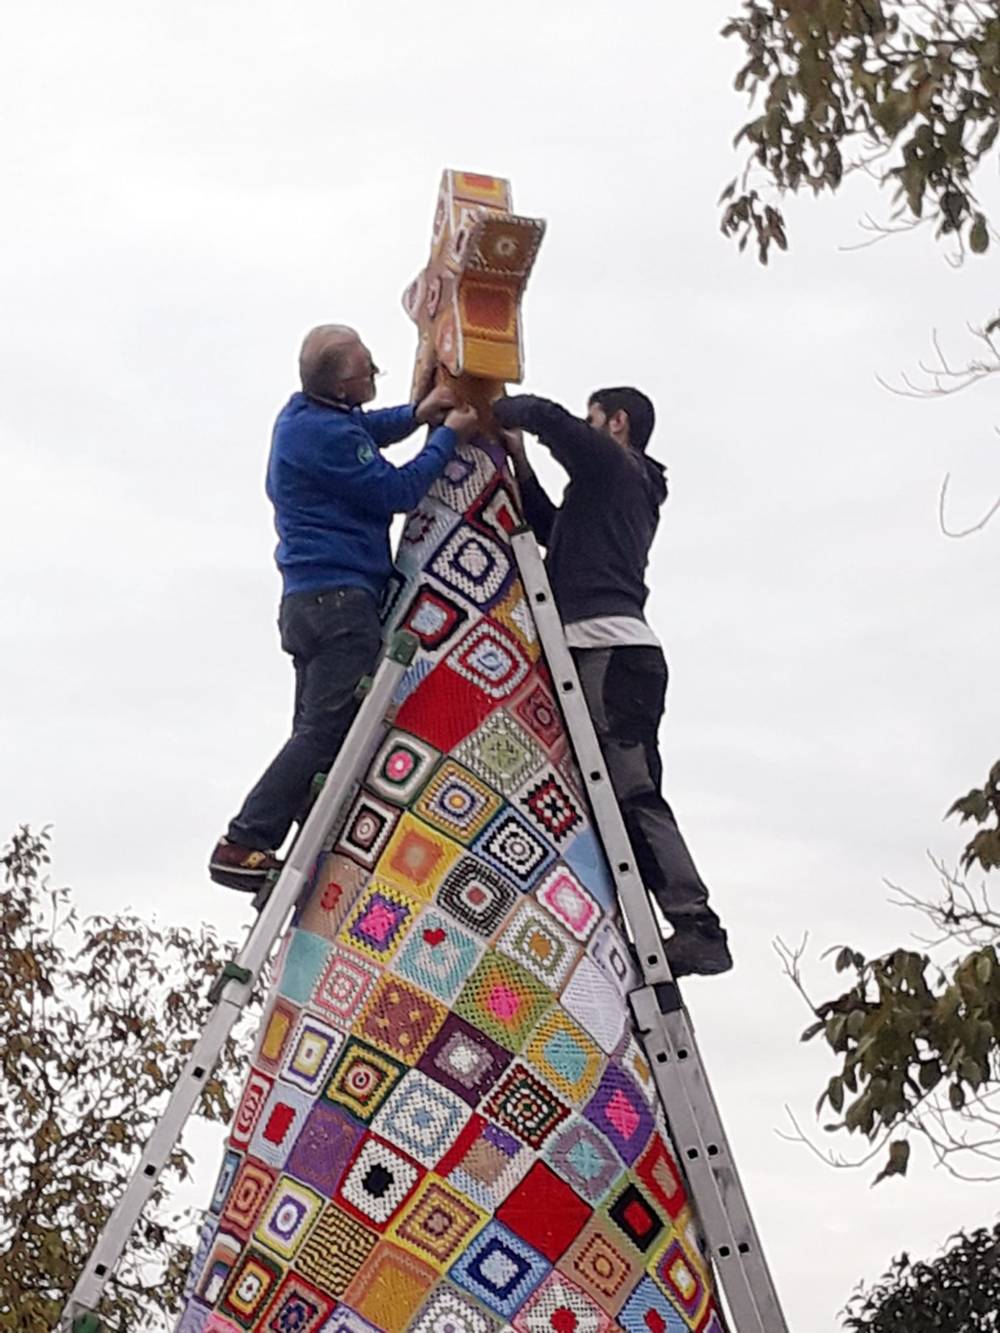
[266,393,457,598]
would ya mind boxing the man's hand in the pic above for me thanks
[444,404,479,440]
[498,428,528,465]
[416,383,457,427]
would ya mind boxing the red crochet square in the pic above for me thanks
[496,1160,592,1262]
[395,660,497,752]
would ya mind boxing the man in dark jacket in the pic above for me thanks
[493,388,731,977]
[209,325,478,891]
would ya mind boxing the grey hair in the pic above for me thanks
[299,324,359,397]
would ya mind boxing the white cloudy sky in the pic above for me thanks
[2,3,998,1329]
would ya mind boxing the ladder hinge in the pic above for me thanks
[389,629,419,666]
[208,959,253,1006]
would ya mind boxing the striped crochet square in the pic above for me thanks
[510,678,562,752]
[491,584,541,662]
[312,946,380,1030]
[454,952,555,1053]
[253,1174,323,1261]
[194,1228,241,1306]
[436,856,519,937]
[219,1158,276,1242]
[252,997,299,1078]
[415,759,504,844]
[218,1246,284,1330]
[229,1070,272,1152]
[209,1149,242,1217]
[635,1135,688,1222]
[295,1203,378,1298]
[335,791,400,870]
[649,1223,709,1326]
[280,1012,345,1095]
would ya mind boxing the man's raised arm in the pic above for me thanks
[494,393,620,477]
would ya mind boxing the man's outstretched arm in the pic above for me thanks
[494,393,621,477]
[500,429,557,547]
[362,384,458,448]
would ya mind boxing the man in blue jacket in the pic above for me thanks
[210,324,477,891]
[494,389,731,978]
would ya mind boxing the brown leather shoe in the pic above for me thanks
[208,838,283,892]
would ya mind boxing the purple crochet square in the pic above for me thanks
[285,1100,365,1195]
[583,1063,654,1165]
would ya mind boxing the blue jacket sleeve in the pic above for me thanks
[359,404,418,448]
[494,394,621,478]
[518,474,558,546]
[317,422,456,516]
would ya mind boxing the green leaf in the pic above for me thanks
[872,1139,911,1186]
[970,213,990,254]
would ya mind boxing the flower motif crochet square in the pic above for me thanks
[513,1269,614,1332]
[618,1276,690,1333]
[258,1271,336,1332]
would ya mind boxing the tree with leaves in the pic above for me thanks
[780,760,1000,1185]
[721,0,1000,262]
[0,827,256,1333]
[842,1223,1000,1331]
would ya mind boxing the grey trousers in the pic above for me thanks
[571,645,716,927]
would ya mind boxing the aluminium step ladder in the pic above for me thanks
[59,631,420,1333]
[511,527,789,1333]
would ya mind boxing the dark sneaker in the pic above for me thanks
[665,920,733,978]
[209,838,283,892]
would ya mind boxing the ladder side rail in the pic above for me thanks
[61,634,417,1331]
[511,530,789,1333]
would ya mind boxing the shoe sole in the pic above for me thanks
[209,864,274,893]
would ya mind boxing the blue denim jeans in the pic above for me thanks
[228,586,382,850]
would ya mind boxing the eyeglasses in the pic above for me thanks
[342,361,384,383]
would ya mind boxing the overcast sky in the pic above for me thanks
[3,3,998,1329]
